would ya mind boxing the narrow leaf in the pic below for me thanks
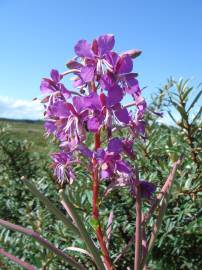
[21,177,79,236]
[187,90,202,113]
[59,190,105,270]
[141,157,182,269]
[0,219,86,270]
[191,107,202,124]
[168,111,177,123]
[65,247,93,259]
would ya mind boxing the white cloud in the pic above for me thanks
[0,96,43,120]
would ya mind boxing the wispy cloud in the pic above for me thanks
[0,96,43,120]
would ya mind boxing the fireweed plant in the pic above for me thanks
[0,35,181,270]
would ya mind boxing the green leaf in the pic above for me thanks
[59,190,105,270]
[89,218,99,231]
[184,178,192,189]
[182,87,193,102]
[187,90,202,113]
[168,111,177,123]
[191,107,202,124]
[21,178,79,236]
[86,190,93,204]
[170,100,187,119]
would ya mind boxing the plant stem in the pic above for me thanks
[134,176,142,270]
[141,215,147,264]
[59,190,105,270]
[0,247,36,270]
[0,219,86,270]
[141,157,182,269]
[92,131,113,270]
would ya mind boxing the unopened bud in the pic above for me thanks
[66,59,82,69]
[123,49,142,59]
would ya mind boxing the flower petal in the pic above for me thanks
[51,69,61,82]
[124,76,140,94]
[97,34,115,56]
[116,160,131,174]
[106,85,123,106]
[115,107,130,124]
[104,52,119,71]
[44,121,56,134]
[73,76,84,88]
[140,181,156,199]
[104,177,127,196]
[52,101,70,118]
[122,139,135,158]
[80,66,95,82]
[108,137,123,153]
[100,73,116,90]
[116,54,133,74]
[77,144,93,158]
[60,84,71,99]
[74,40,93,58]
[40,79,55,94]
[73,93,102,113]
[87,116,101,132]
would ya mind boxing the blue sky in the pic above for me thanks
[0,0,201,119]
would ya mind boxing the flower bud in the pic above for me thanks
[122,49,142,59]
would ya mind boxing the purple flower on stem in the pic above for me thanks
[95,140,132,180]
[40,34,149,194]
[105,176,155,200]
[73,34,115,85]
[98,92,131,134]
[100,52,140,95]
[38,34,167,270]
[40,69,71,98]
[51,152,76,187]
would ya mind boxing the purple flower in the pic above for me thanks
[74,34,115,59]
[96,34,115,56]
[74,40,94,58]
[73,34,115,85]
[44,99,87,148]
[95,146,132,180]
[51,152,76,187]
[129,92,147,138]
[40,69,71,99]
[61,100,87,149]
[44,120,56,136]
[98,92,131,132]
[100,52,139,95]
[140,180,156,199]
[105,176,155,200]
[73,93,103,133]
[40,34,149,197]
[108,137,123,153]
[106,85,123,107]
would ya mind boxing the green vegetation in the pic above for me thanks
[0,119,46,153]
[0,79,201,269]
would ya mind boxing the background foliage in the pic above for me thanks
[0,78,201,269]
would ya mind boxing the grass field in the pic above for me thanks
[0,118,47,152]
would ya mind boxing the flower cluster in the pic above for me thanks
[40,34,155,199]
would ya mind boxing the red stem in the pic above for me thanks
[92,132,113,270]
